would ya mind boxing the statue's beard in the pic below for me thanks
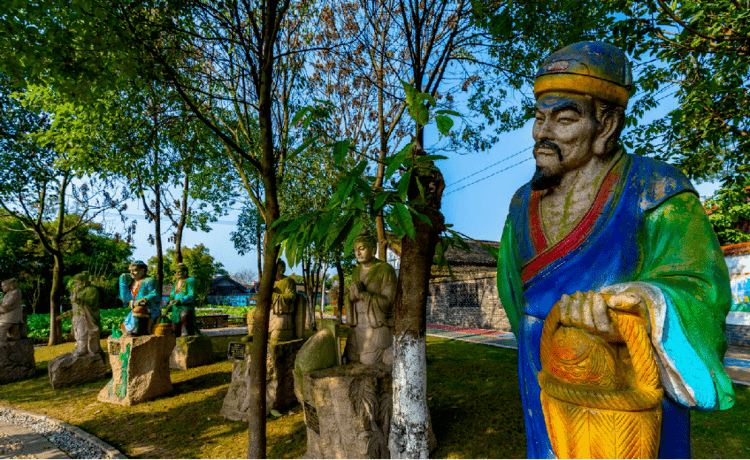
[530,141,563,191]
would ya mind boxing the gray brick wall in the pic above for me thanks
[426,271,510,331]
[726,324,750,347]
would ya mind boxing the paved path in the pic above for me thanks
[426,324,750,386]
[0,421,70,459]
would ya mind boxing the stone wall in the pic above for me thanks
[426,271,510,332]
[726,312,750,347]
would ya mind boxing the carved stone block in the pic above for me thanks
[48,352,109,389]
[97,335,175,406]
[0,338,35,384]
[220,338,305,420]
[169,334,215,370]
[300,363,437,458]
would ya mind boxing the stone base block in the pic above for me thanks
[0,338,36,384]
[97,335,175,406]
[170,334,215,370]
[221,338,305,420]
[301,363,436,459]
[48,352,109,389]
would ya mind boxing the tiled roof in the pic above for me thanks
[722,242,750,257]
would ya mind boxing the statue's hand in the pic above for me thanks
[605,291,649,333]
[350,281,365,301]
[558,291,611,335]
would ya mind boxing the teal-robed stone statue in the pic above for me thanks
[167,263,198,337]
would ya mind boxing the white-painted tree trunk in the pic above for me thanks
[389,333,429,459]
[319,263,327,317]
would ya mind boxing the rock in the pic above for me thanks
[221,338,305,420]
[97,335,175,406]
[170,334,215,370]
[293,329,338,403]
[300,363,436,459]
[0,338,36,383]
[48,352,109,389]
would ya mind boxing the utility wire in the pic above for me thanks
[444,146,533,190]
[444,156,533,196]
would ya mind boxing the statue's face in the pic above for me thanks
[531,94,598,189]
[354,242,375,265]
[176,267,188,279]
[1,280,11,292]
[129,265,147,281]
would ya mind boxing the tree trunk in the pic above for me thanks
[48,174,69,346]
[154,181,164,297]
[174,172,190,264]
[257,227,265,281]
[47,252,65,346]
[335,256,344,324]
[389,143,445,458]
[247,3,283,454]
[319,262,327,318]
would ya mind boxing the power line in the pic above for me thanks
[445,146,533,190]
[444,156,533,196]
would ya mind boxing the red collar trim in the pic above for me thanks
[521,165,622,285]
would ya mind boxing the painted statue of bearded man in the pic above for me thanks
[496,42,734,458]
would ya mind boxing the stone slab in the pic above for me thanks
[0,339,36,384]
[48,352,109,389]
[0,406,126,459]
[221,338,305,420]
[97,335,175,406]
[0,421,69,459]
[170,334,215,370]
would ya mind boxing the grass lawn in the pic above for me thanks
[0,336,748,458]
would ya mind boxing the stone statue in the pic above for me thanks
[0,278,24,343]
[292,234,431,457]
[269,259,300,342]
[0,278,34,383]
[343,233,397,367]
[165,263,197,337]
[70,272,102,356]
[496,41,734,458]
[119,260,160,336]
[48,272,108,389]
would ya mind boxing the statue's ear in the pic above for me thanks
[592,111,619,157]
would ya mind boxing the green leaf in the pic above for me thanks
[435,115,454,136]
[325,211,354,250]
[343,219,366,255]
[396,170,411,200]
[287,136,317,161]
[291,107,311,127]
[434,109,461,117]
[392,203,415,241]
[385,143,413,181]
[414,154,448,163]
[373,191,389,212]
[332,140,350,164]
[330,214,356,254]
[401,81,431,126]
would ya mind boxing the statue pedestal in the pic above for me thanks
[220,338,305,420]
[170,335,215,370]
[97,335,175,406]
[0,338,35,384]
[48,352,109,389]
[300,363,435,459]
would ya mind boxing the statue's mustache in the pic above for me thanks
[534,140,563,162]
